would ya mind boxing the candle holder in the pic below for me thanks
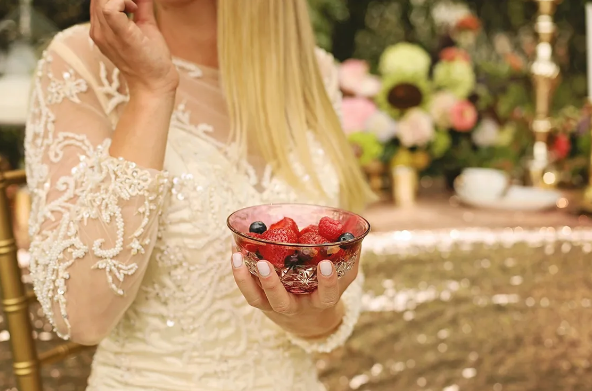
[526,0,562,188]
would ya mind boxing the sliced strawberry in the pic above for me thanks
[318,217,343,242]
[269,217,299,236]
[260,228,298,267]
[299,224,319,238]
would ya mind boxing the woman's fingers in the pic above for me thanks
[256,261,299,316]
[231,253,272,311]
[102,0,137,37]
[134,0,157,24]
[312,260,341,310]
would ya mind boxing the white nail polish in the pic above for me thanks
[232,253,243,269]
[257,261,271,277]
[320,261,333,277]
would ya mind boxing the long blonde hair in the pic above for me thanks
[217,0,376,212]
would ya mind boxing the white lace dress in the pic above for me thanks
[25,24,363,391]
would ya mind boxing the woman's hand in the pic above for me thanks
[90,0,179,96]
[231,253,360,339]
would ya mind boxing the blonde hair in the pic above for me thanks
[217,0,376,212]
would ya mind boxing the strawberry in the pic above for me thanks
[318,217,343,242]
[269,217,299,236]
[241,232,263,253]
[342,216,359,237]
[298,232,329,265]
[260,228,298,267]
[299,224,319,238]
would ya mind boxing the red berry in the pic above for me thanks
[298,232,329,265]
[318,217,343,242]
[299,224,319,237]
[269,217,299,236]
[299,232,329,245]
[260,228,298,267]
[241,232,263,253]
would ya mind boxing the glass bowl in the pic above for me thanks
[227,203,370,294]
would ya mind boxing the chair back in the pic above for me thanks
[0,168,93,390]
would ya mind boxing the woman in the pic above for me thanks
[25,0,375,389]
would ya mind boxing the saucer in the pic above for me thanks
[455,185,561,211]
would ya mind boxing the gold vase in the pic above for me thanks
[391,165,418,207]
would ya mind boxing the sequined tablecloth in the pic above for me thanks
[3,199,592,390]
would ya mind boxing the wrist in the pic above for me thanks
[289,301,345,340]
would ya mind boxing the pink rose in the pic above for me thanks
[339,59,382,98]
[342,97,378,134]
[450,100,478,132]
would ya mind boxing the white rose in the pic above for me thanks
[365,111,398,143]
[429,91,458,129]
[397,108,435,148]
[472,118,501,147]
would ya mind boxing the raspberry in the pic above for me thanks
[269,217,299,236]
[299,224,319,238]
[260,228,298,267]
[318,217,343,242]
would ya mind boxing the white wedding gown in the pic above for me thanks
[24,24,363,390]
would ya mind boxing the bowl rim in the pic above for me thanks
[226,202,371,247]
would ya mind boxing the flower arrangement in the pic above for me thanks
[340,12,534,183]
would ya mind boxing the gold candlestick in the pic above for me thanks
[527,0,561,188]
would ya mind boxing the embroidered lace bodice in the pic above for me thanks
[25,25,363,391]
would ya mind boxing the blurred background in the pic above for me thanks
[3,1,592,390]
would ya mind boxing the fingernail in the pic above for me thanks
[320,260,333,277]
[232,253,243,269]
[257,261,271,277]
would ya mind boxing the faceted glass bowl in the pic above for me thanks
[227,203,371,294]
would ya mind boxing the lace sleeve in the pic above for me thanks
[315,47,343,123]
[25,31,169,345]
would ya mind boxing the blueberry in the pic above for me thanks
[284,253,301,267]
[338,232,355,242]
[338,232,355,249]
[249,221,267,234]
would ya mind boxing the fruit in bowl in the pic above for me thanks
[227,203,370,294]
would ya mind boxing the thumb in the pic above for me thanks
[134,0,156,24]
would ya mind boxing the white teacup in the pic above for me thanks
[454,168,509,201]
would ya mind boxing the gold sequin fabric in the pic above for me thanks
[3,227,592,390]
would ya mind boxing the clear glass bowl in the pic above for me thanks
[227,203,371,294]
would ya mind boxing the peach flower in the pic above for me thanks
[450,100,478,132]
[339,59,382,98]
[342,97,378,134]
[439,47,471,63]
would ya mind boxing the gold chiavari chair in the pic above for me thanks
[0,168,95,390]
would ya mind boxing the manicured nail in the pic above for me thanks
[232,253,243,269]
[320,260,333,277]
[257,261,271,277]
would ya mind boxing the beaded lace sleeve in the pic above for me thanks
[25,33,169,344]
[284,49,365,354]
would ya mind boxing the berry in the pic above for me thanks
[269,217,299,236]
[299,224,319,237]
[249,221,267,234]
[341,216,359,236]
[338,232,355,242]
[298,232,329,265]
[260,228,298,267]
[318,217,343,242]
[241,232,263,253]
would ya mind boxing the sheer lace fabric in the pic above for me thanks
[25,24,363,390]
